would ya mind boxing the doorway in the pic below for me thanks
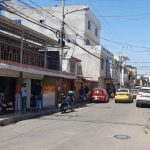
[0,76,16,113]
[30,79,42,108]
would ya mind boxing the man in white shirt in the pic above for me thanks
[20,83,27,113]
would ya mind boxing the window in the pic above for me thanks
[70,61,76,73]
[139,88,150,93]
[101,59,104,70]
[95,28,98,37]
[94,89,104,94]
[86,39,90,45]
[39,20,45,24]
[88,20,91,30]
[77,63,82,75]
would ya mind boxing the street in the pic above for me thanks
[0,99,150,150]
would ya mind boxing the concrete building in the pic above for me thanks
[98,46,114,89]
[4,1,116,90]
[113,56,122,89]
[0,15,76,113]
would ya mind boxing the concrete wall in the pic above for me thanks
[73,46,101,81]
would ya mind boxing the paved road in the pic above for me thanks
[0,99,150,150]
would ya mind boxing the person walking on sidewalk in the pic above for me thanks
[20,83,27,113]
[34,82,42,111]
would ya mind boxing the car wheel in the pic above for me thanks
[115,100,117,103]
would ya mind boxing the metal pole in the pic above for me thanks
[60,0,65,72]
[20,31,24,64]
[44,42,47,68]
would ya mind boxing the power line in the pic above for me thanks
[17,0,62,27]
[27,0,63,24]
[4,2,58,33]
[17,0,150,53]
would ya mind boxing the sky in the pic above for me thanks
[17,0,150,75]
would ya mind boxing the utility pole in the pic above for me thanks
[60,0,65,72]
[57,0,65,104]
[119,55,129,88]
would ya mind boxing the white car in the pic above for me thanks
[136,87,150,107]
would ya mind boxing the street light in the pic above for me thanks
[64,6,89,17]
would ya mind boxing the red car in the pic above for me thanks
[90,88,109,103]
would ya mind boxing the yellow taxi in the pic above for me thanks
[115,88,133,103]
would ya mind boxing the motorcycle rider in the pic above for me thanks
[60,88,77,113]
[67,89,76,107]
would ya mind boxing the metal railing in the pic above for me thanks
[0,44,61,70]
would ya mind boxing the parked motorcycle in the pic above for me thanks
[60,93,74,113]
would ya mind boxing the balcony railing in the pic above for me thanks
[0,44,59,70]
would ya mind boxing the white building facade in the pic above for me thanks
[5,1,117,89]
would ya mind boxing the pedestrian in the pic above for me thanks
[84,85,89,99]
[34,82,42,111]
[112,88,116,98]
[79,86,85,103]
[20,83,27,113]
[108,88,112,98]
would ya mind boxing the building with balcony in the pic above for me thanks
[4,3,100,86]
[4,1,118,92]
[0,16,76,113]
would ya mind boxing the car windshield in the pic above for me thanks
[139,88,150,93]
[117,89,128,92]
[131,89,138,92]
[93,89,103,93]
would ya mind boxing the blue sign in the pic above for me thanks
[15,19,21,25]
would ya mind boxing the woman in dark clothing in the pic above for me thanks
[34,82,42,111]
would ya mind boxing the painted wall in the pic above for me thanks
[43,76,56,107]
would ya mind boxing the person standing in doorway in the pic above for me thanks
[35,82,42,111]
[84,85,89,99]
[20,83,27,113]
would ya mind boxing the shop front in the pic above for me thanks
[0,76,17,114]
[15,72,44,111]
[30,79,42,109]
[62,79,74,96]
[105,79,116,97]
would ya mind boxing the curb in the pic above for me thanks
[0,103,88,126]
[0,109,58,126]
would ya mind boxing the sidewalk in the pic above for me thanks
[0,102,88,126]
[0,107,58,126]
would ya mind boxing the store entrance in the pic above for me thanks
[30,79,42,108]
[0,77,16,113]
